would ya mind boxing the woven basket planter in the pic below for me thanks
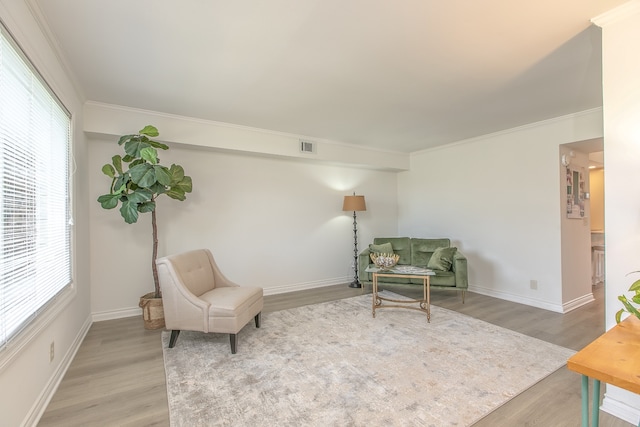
[139,292,165,330]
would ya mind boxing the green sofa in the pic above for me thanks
[358,237,468,300]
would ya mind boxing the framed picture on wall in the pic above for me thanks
[566,166,585,219]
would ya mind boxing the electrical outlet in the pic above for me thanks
[49,341,54,362]
[530,280,538,290]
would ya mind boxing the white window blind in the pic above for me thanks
[0,23,72,349]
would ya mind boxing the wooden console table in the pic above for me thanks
[567,316,640,427]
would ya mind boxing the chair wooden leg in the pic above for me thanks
[169,330,180,348]
[229,334,237,354]
[461,290,466,303]
[255,312,261,328]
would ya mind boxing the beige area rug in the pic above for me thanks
[162,292,575,426]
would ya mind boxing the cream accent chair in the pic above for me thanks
[156,249,263,354]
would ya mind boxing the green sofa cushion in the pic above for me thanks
[369,242,394,255]
[427,247,458,271]
[374,237,411,265]
[411,238,451,267]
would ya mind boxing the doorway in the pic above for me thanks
[561,139,605,305]
[589,152,605,288]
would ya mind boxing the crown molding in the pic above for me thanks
[411,107,603,156]
[592,0,640,27]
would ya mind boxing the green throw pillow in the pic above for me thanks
[369,242,394,255]
[427,247,457,271]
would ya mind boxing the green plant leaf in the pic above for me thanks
[101,164,115,178]
[165,188,186,201]
[619,295,640,319]
[129,158,144,168]
[112,155,123,174]
[147,139,169,150]
[129,163,156,188]
[124,136,151,158]
[119,199,139,224]
[154,165,172,186]
[137,201,156,213]
[167,164,184,183]
[118,134,135,146]
[122,154,135,163]
[127,188,153,204]
[165,175,192,200]
[97,193,120,209]
[627,304,640,319]
[113,174,128,193]
[629,279,640,292]
[139,125,159,137]
[148,182,167,194]
[175,175,193,193]
[140,147,158,164]
[113,182,126,195]
[616,308,624,323]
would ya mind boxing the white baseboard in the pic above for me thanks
[262,276,352,296]
[90,278,352,322]
[469,284,564,313]
[562,293,595,313]
[25,315,93,427]
[92,280,588,320]
[92,307,141,322]
[602,392,640,425]
[470,285,594,313]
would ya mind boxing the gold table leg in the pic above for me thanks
[372,273,377,318]
[371,271,431,321]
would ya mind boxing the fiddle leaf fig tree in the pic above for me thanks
[97,125,193,298]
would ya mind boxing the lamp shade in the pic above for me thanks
[343,195,366,212]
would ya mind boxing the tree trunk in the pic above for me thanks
[151,207,160,298]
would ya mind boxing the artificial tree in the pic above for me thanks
[97,125,193,299]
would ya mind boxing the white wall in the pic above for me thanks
[594,1,640,423]
[0,1,91,426]
[397,110,602,312]
[89,130,399,319]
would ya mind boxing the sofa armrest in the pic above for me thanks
[452,251,468,289]
[358,248,372,283]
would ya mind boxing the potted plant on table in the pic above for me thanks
[616,272,640,323]
[97,125,193,329]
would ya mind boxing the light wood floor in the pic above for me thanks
[38,284,633,426]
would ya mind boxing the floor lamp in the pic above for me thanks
[343,193,367,288]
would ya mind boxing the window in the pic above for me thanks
[0,22,72,349]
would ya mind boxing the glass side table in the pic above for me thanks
[365,266,435,322]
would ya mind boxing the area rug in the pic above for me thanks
[162,292,575,426]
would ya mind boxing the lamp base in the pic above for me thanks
[348,280,362,288]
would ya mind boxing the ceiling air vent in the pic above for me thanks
[300,139,316,154]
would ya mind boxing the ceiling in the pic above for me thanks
[33,0,628,153]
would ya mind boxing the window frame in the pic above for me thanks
[0,18,76,371]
